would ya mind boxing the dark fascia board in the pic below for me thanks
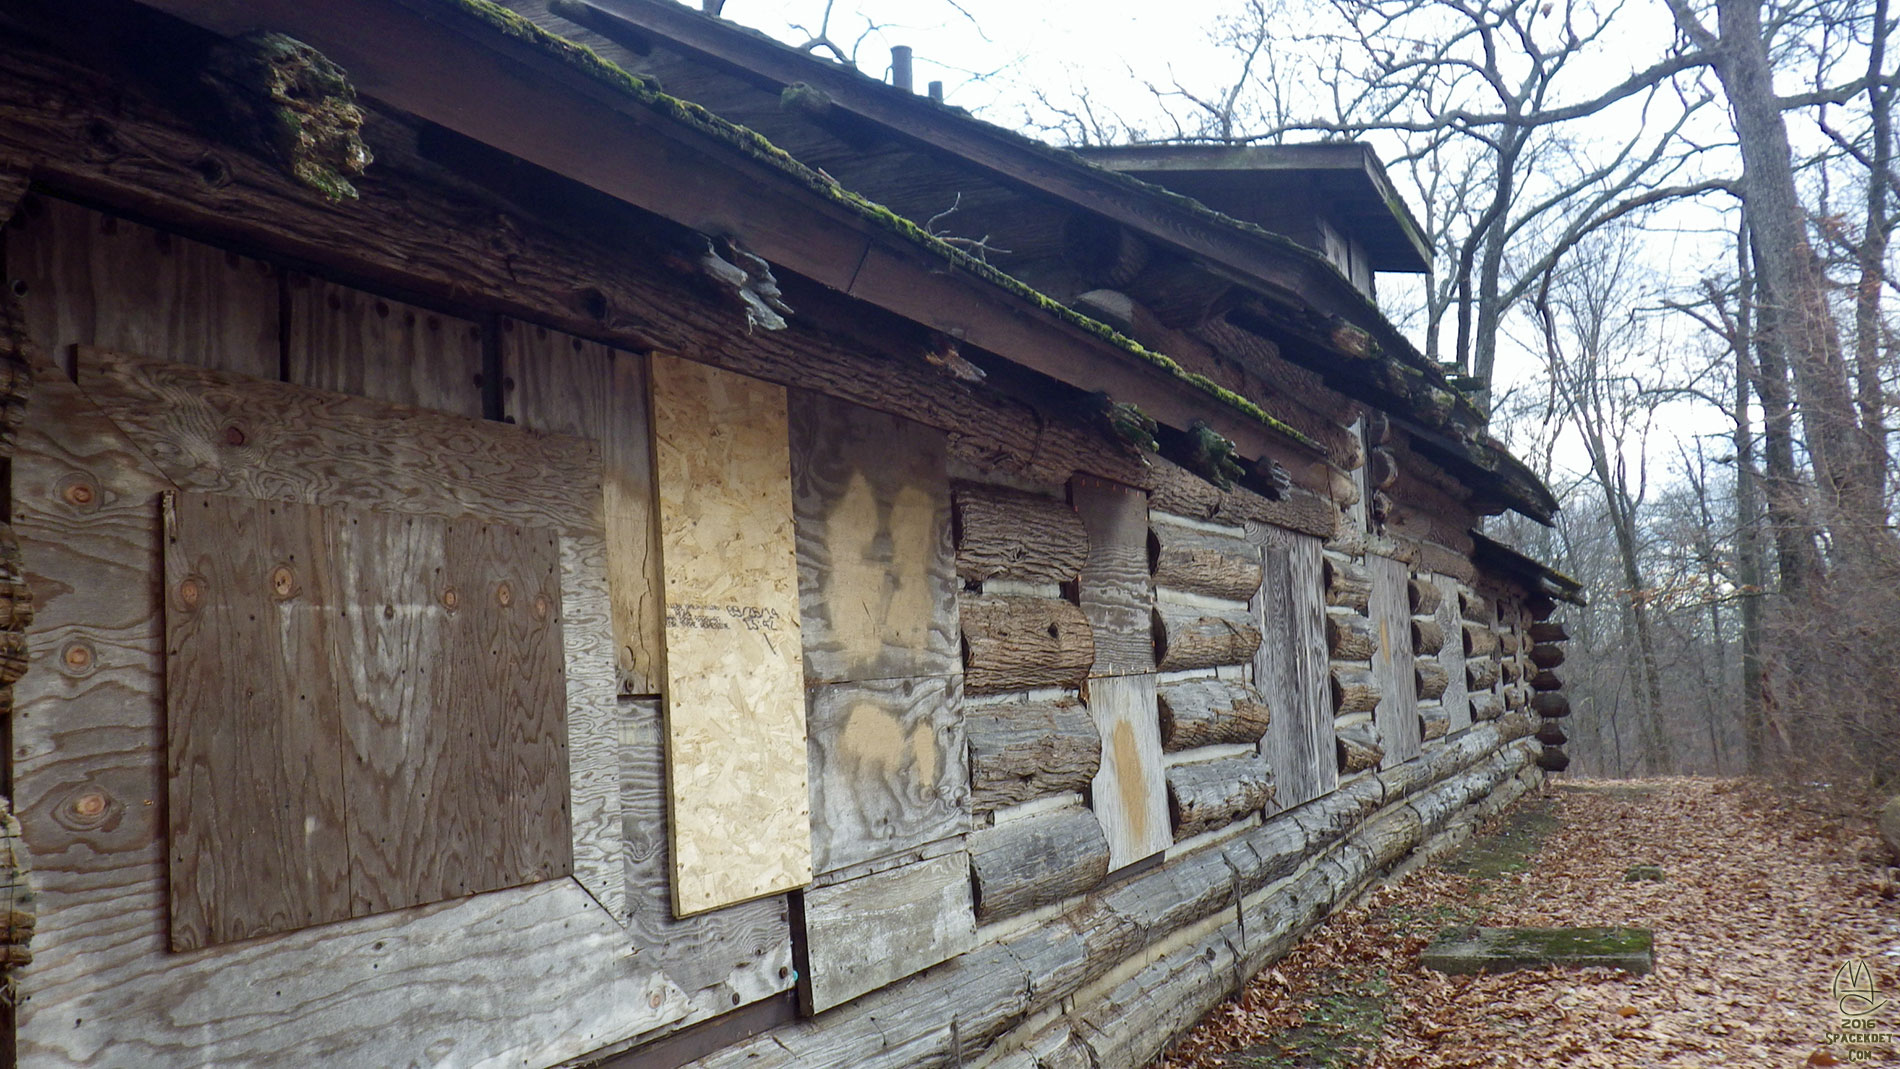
[546,0,1477,411]
[1073,142,1433,274]
[1469,531,1586,605]
[134,0,1321,464]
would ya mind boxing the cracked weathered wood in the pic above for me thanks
[967,701,1101,810]
[968,806,1109,922]
[1323,554,1372,612]
[1166,756,1275,838]
[1153,604,1261,672]
[1148,521,1262,602]
[960,594,1095,694]
[954,483,1088,586]
[1326,610,1376,661]
[1157,678,1272,751]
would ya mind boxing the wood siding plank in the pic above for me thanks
[9,196,280,380]
[1433,575,1471,734]
[649,355,810,915]
[502,323,663,697]
[286,274,484,418]
[620,699,795,1017]
[77,346,601,534]
[793,851,975,1014]
[1082,673,1170,867]
[560,533,625,921]
[1248,526,1336,811]
[806,675,969,875]
[1070,476,1154,677]
[164,492,351,950]
[1369,554,1421,768]
[789,390,958,685]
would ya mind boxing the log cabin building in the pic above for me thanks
[0,0,1579,1065]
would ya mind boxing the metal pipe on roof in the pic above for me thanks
[891,45,913,91]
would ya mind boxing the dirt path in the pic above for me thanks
[1152,778,1900,1068]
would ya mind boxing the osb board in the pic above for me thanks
[1368,554,1422,768]
[621,700,796,1027]
[1083,673,1171,868]
[793,850,976,1014]
[789,389,958,685]
[1071,476,1155,677]
[165,492,573,948]
[650,355,811,915]
[806,675,969,875]
[286,273,485,418]
[1433,574,1472,734]
[12,359,685,1068]
[1248,524,1337,811]
[503,322,664,698]
[76,346,601,534]
[6,195,280,380]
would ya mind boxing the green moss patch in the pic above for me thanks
[1437,797,1559,883]
[1217,973,1390,1069]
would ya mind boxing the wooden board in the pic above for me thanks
[1368,554,1421,767]
[649,355,811,915]
[1432,574,1471,734]
[7,196,280,380]
[789,389,957,685]
[1249,525,1336,811]
[164,493,351,948]
[13,360,685,1068]
[1082,673,1170,867]
[286,273,484,418]
[165,492,575,947]
[77,346,602,534]
[793,851,975,1014]
[1070,476,1154,676]
[806,675,968,875]
[620,700,795,1022]
[503,322,664,697]
[560,533,625,920]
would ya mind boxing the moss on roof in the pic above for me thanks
[434,0,1317,450]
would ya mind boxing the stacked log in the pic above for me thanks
[1410,570,1452,747]
[1153,605,1259,672]
[1167,755,1275,838]
[962,594,1094,694]
[954,482,1096,696]
[1325,548,1385,776]
[969,806,1110,922]
[1148,524,1262,602]
[954,483,1088,585]
[1335,714,1383,772]
[967,701,1101,810]
[1157,678,1272,751]
[1526,614,1571,773]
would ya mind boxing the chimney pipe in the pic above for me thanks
[891,45,914,92]
[928,80,944,102]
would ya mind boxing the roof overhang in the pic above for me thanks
[1470,531,1586,605]
[1074,142,1432,274]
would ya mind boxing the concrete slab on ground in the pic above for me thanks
[1420,926,1653,975]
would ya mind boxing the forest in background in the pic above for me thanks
[735,0,1898,789]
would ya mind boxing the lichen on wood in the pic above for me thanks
[202,32,373,201]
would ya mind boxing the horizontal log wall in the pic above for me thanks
[682,718,1541,1068]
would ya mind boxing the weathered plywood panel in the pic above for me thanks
[287,274,484,418]
[807,675,969,875]
[8,196,280,379]
[789,389,957,685]
[503,323,664,697]
[1071,476,1154,676]
[621,700,794,1023]
[1248,526,1336,811]
[78,346,601,534]
[164,493,352,950]
[794,851,975,1014]
[1083,673,1170,866]
[1433,574,1471,734]
[650,355,810,915]
[561,534,625,920]
[1369,554,1421,767]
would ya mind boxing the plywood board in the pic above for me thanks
[562,533,626,920]
[650,355,811,915]
[621,699,795,1020]
[164,493,352,949]
[806,675,969,874]
[7,196,280,379]
[78,346,601,534]
[1082,673,1170,867]
[287,274,484,418]
[1071,476,1154,676]
[1249,525,1337,811]
[1369,554,1422,767]
[503,323,664,697]
[1432,574,1471,734]
[793,850,976,1014]
[11,282,673,1069]
[165,493,575,945]
[789,389,958,684]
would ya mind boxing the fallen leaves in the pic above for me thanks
[1149,778,1900,1069]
